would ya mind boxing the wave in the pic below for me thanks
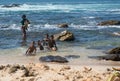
[0,3,120,13]
[1,23,120,31]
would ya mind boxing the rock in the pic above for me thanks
[28,78,35,81]
[6,64,11,68]
[57,23,68,28]
[39,55,68,63]
[108,47,120,54]
[2,4,20,8]
[20,65,26,70]
[13,64,20,69]
[65,55,80,59]
[98,20,120,26]
[100,54,120,61]
[54,30,75,41]
[22,68,29,77]
[9,67,18,73]
[0,65,5,70]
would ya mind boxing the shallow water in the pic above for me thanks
[0,0,120,65]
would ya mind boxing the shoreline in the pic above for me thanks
[0,47,120,81]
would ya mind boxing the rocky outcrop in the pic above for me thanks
[39,55,68,63]
[57,23,68,28]
[89,47,120,61]
[98,20,120,26]
[101,55,120,61]
[54,30,75,41]
[108,47,120,54]
[2,4,20,8]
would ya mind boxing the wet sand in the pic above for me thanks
[0,47,120,81]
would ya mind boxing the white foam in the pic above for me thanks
[113,32,120,36]
[1,23,120,31]
[0,3,119,12]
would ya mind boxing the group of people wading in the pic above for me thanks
[21,15,57,55]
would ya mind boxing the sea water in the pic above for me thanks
[0,0,120,64]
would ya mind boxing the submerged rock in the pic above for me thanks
[65,55,80,59]
[98,20,120,26]
[2,4,20,8]
[57,23,68,28]
[39,55,68,63]
[54,30,75,41]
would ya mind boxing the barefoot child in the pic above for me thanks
[38,40,44,51]
[49,35,57,51]
[26,41,36,55]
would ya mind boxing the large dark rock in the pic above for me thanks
[2,4,20,8]
[98,20,120,26]
[54,30,75,41]
[57,23,68,28]
[39,55,68,63]
[101,55,120,61]
[108,47,120,54]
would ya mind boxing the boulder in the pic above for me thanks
[39,55,68,63]
[98,20,120,26]
[108,47,120,54]
[57,23,68,28]
[101,55,120,61]
[54,30,75,41]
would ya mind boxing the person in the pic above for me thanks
[43,33,51,49]
[21,14,30,40]
[25,41,36,55]
[44,33,50,45]
[37,40,44,51]
[49,35,57,51]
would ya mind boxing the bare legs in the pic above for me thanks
[21,26,27,41]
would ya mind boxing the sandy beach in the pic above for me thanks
[0,62,120,81]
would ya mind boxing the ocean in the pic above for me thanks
[0,0,120,64]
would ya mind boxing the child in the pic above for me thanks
[38,40,44,51]
[26,41,36,55]
[49,35,57,51]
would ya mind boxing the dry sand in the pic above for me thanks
[0,63,119,81]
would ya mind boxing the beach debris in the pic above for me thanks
[9,64,21,73]
[57,23,69,28]
[20,65,26,70]
[9,66,18,73]
[0,65,5,70]
[83,67,92,73]
[107,72,120,81]
[20,79,25,81]
[98,20,120,26]
[112,67,120,71]
[54,30,75,41]
[39,55,68,63]
[60,66,71,71]
[28,78,35,81]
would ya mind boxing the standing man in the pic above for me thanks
[21,14,30,40]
